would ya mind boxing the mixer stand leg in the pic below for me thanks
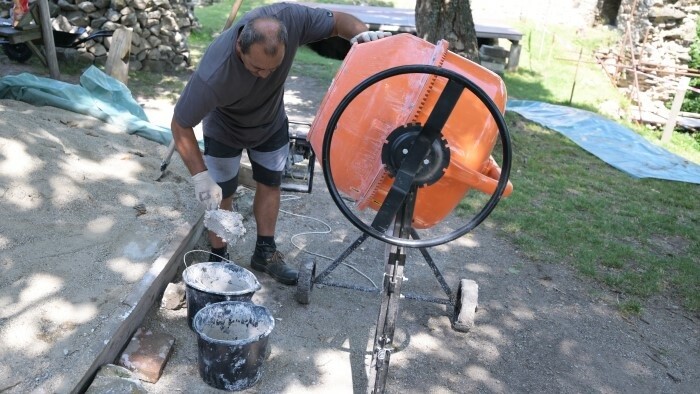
[367,197,414,393]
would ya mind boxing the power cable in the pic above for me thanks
[280,194,377,288]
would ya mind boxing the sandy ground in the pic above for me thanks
[0,97,200,392]
[1,56,699,393]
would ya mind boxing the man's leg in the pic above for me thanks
[253,183,281,237]
[248,119,298,285]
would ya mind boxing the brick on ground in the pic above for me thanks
[118,327,175,383]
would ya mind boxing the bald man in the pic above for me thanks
[171,3,390,285]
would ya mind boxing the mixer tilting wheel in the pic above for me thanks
[321,64,512,248]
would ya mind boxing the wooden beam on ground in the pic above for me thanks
[73,215,204,392]
[105,27,132,84]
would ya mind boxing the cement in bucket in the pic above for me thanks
[183,261,262,330]
[193,301,275,391]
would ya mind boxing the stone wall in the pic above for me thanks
[612,0,698,106]
[1,0,199,72]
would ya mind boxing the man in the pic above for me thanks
[171,3,390,285]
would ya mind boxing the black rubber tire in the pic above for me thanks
[295,258,315,305]
[452,279,479,332]
[2,43,33,63]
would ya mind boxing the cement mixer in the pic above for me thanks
[297,34,513,393]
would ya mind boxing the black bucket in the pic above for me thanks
[193,301,275,391]
[183,262,262,330]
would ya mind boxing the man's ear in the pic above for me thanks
[235,38,243,56]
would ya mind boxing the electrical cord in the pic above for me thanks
[280,194,377,289]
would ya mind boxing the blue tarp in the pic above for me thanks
[506,100,700,185]
[0,66,173,146]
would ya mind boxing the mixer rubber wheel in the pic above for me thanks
[321,64,512,249]
[295,258,315,305]
[452,279,478,332]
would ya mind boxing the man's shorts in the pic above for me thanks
[203,119,289,198]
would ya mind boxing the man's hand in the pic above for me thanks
[192,170,222,211]
[350,31,392,44]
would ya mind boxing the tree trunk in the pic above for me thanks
[414,0,480,63]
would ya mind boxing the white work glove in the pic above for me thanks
[192,170,222,211]
[350,31,392,44]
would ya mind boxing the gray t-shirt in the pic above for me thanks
[173,2,336,148]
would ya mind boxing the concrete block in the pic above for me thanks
[480,60,506,75]
[480,44,509,59]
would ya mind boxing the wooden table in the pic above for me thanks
[298,2,523,70]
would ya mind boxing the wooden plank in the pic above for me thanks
[0,25,42,44]
[36,0,59,79]
[73,215,205,392]
[661,77,691,143]
[105,27,132,84]
[223,0,244,31]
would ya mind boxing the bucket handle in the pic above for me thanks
[183,249,233,268]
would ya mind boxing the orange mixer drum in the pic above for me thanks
[307,34,513,229]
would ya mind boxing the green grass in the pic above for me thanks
[291,46,343,81]
[504,22,624,111]
[619,299,643,316]
[459,116,700,312]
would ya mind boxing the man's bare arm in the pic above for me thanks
[170,118,207,176]
[331,11,369,40]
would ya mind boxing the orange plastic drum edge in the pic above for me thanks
[307,34,514,229]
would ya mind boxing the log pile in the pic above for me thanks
[1,0,199,72]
